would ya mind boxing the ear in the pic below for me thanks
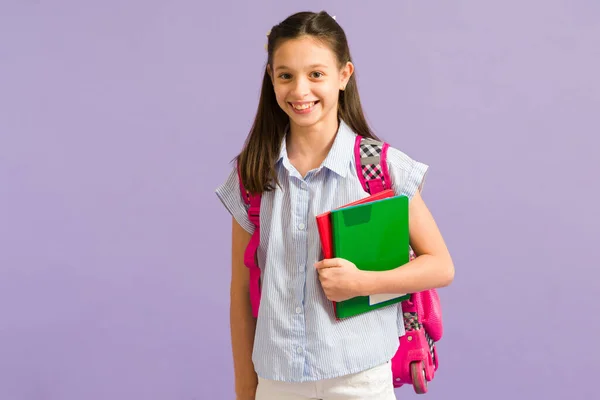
[340,61,354,90]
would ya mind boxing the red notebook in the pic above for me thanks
[315,189,395,317]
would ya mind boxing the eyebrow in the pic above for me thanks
[275,64,329,72]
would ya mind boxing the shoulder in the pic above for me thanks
[384,144,428,176]
[384,143,430,200]
[215,162,255,234]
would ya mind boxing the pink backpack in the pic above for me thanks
[237,135,444,394]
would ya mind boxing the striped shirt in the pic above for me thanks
[215,120,429,383]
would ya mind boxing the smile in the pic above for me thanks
[289,101,320,114]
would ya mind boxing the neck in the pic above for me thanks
[287,117,339,161]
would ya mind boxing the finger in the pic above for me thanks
[317,267,329,277]
[314,258,342,269]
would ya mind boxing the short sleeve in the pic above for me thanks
[215,165,255,234]
[386,146,429,200]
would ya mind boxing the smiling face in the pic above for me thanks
[269,36,353,132]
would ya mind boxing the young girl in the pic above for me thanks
[216,11,454,400]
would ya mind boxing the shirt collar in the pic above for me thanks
[277,119,356,177]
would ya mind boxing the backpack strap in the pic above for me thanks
[354,135,391,195]
[237,166,262,318]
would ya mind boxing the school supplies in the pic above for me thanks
[316,189,396,318]
[329,195,411,319]
[316,189,395,260]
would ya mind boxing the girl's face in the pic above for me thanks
[269,36,353,131]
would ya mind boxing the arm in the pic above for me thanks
[230,217,258,399]
[362,190,455,295]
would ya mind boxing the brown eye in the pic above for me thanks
[311,72,324,78]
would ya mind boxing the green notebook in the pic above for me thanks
[330,195,411,319]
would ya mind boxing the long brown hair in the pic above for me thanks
[236,10,380,194]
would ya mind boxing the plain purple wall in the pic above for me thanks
[1,1,598,399]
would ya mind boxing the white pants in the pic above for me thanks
[255,362,397,400]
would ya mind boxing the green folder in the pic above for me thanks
[330,195,411,319]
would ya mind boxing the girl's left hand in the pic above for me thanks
[314,258,367,302]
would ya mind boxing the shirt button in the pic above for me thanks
[295,307,302,314]
[298,223,305,230]
[296,346,303,354]
[301,182,308,189]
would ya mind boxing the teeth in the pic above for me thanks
[293,102,315,110]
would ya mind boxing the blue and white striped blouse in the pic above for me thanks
[215,119,429,383]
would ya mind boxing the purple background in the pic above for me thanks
[1,1,598,399]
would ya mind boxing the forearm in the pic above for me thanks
[230,284,258,399]
[362,254,454,296]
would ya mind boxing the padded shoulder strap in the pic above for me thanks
[236,164,262,318]
[354,135,391,194]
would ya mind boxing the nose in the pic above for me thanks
[290,76,310,98]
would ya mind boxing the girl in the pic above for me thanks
[216,10,454,400]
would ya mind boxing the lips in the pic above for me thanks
[289,100,320,114]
